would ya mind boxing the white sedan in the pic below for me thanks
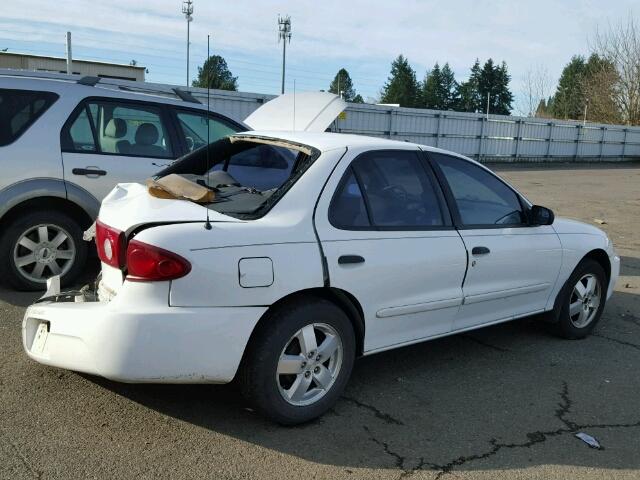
[23,130,619,424]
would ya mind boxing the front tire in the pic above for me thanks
[550,258,607,339]
[239,297,356,425]
[0,210,88,291]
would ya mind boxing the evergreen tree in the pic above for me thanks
[421,62,459,110]
[456,59,482,112]
[192,55,238,91]
[328,68,360,102]
[352,94,365,104]
[440,63,459,109]
[550,55,586,119]
[421,63,443,109]
[380,55,420,107]
[493,61,514,115]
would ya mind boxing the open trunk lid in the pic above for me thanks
[244,91,346,132]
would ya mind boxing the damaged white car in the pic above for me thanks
[23,121,619,424]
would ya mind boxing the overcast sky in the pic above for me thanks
[2,0,639,112]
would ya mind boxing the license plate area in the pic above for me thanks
[31,321,50,355]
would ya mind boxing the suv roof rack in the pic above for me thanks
[0,69,202,105]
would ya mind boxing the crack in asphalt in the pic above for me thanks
[359,381,640,479]
[593,332,640,351]
[341,396,405,425]
[462,334,510,352]
[0,428,43,479]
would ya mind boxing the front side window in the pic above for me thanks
[176,111,238,152]
[330,150,447,229]
[432,153,526,227]
[0,89,58,146]
[63,100,173,158]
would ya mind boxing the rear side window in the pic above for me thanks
[62,100,174,158]
[330,150,448,229]
[0,89,58,146]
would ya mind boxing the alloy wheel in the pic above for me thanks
[276,323,344,407]
[569,273,601,328]
[12,223,76,283]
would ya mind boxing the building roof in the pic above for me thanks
[0,51,146,70]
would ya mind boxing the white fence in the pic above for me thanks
[192,88,640,162]
[5,70,637,162]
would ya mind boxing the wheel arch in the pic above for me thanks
[243,287,366,363]
[0,179,98,232]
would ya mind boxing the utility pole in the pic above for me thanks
[182,0,194,87]
[65,31,72,74]
[278,15,292,94]
[486,91,490,119]
[583,98,589,126]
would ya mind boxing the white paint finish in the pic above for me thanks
[455,226,562,329]
[21,131,621,385]
[238,257,274,288]
[244,92,346,132]
[23,280,266,383]
[314,145,467,351]
[62,152,167,202]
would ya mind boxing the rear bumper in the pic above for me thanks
[22,282,267,383]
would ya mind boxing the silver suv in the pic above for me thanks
[0,71,246,290]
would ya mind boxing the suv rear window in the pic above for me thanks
[0,89,59,146]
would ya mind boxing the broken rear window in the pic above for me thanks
[155,136,319,219]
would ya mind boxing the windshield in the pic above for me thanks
[155,136,318,218]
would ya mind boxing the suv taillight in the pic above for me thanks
[125,239,191,282]
[95,220,125,268]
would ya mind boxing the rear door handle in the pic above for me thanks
[72,167,107,177]
[338,255,365,265]
[471,246,490,255]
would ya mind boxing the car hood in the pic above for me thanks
[244,91,346,132]
[552,217,607,237]
[98,183,240,233]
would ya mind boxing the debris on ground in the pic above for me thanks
[575,432,602,449]
[593,218,607,225]
[624,283,637,289]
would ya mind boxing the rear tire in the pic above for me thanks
[239,297,356,425]
[548,258,607,339]
[0,210,88,291]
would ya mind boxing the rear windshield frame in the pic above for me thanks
[0,89,59,147]
[155,135,321,220]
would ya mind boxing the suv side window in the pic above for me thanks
[431,153,526,227]
[175,111,238,152]
[0,89,59,146]
[330,150,447,229]
[63,100,173,158]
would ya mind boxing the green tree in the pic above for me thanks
[352,94,365,104]
[421,63,443,109]
[329,68,362,102]
[456,59,482,112]
[550,55,586,119]
[380,55,420,107]
[440,63,459,109]
[192,55,238,91]
[477,59,514,115]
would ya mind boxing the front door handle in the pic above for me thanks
[471,246,490,255]
[338,255,365,265]
[72,167,107,177]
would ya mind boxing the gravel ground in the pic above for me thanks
[1,163,639,480]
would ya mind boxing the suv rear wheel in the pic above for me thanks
[0,210,88,291]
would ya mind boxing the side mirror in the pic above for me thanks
[530,205,554,226]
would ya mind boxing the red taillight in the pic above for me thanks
[95,220,125,268]
[125,239,191,282]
